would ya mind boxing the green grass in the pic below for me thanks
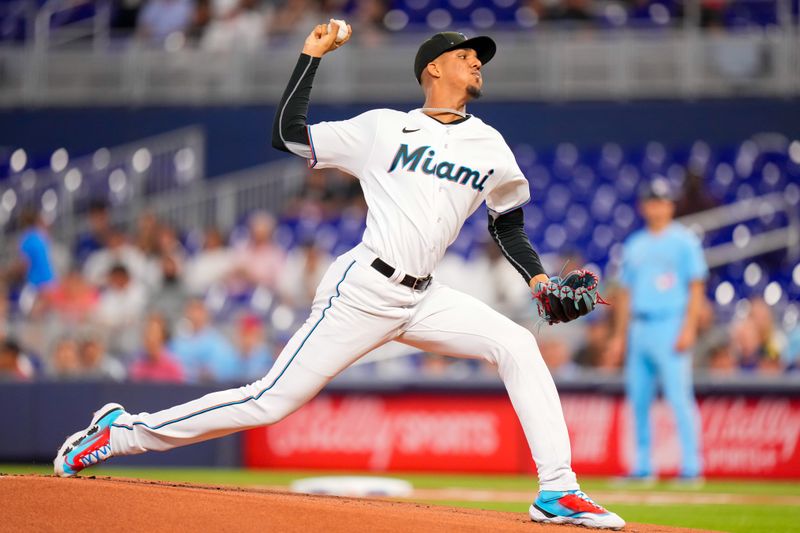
[5,464,800,533]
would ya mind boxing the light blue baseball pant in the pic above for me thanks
[625,314,702,477]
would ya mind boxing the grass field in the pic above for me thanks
[4,464,799,533]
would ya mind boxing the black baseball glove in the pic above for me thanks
[532,269,605,325]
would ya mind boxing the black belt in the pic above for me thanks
[371,258,432,291]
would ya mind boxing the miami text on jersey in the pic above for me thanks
[388,143,493,191]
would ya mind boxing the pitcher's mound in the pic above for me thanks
[1,475,712,532]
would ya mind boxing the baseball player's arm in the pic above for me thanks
[271,21,351,157]
[488,208,547,286]
[606,286,630,366]
[675,232,709,352]
[675,280,705,352]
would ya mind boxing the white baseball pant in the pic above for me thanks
[110,243,579,491]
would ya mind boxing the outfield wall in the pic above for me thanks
[244,393,800,479]
[3,381,799,478]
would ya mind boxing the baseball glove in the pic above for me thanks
[532,269,606,325]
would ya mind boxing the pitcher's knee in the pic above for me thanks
[493,325,538,359]
[255,403,295,425]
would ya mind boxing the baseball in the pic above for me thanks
[327,19,349,43]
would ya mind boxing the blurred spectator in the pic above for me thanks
[229,211,286,296]
[201,0,265,52]
[170,298,238,382]
[135,211,160,258]
[80,336,127,382]
[184,227,234,295]
[351,0,388,45]
[435,248,495,309]
[784,327,800,372]
[731,297,784,372]
[486,242,532,317]
[0,284,9,340]
[137,0,195,46]
[675,167,717,217]
[113,0,147,31]
[83,229,149,287]
[700,0,727,27]
[691,296,729,365]
[278,238,333,309]
[539,337,579,378]
[419,353,477,380]
[707,342,738,376]
[93,264,149,355]
[47,337,83,380]
[146,223,187,290]
[0,340,34,381]
[130,315,184,383]
[233,315,274,382]
[156,223,187,258]
[547,0,593,21]
[149,255,189,324]
[75,200,111,266]
[16,208,56,291]
[267,0,321,42]
[41,269,99,324]
[573,312,611,368]
[284,169,338,218]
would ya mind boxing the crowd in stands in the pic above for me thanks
[117,0,785,51]
[0,161,798,384]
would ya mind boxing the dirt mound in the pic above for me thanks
[1,475,714,533]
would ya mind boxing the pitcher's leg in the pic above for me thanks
[398,284,578,491]
[111,259,401,456]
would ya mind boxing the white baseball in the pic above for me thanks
[327,19,349,43]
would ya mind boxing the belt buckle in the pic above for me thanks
[413,275,431,291]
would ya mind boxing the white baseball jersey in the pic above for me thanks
[308,108,530,277]
[108,107,579,495]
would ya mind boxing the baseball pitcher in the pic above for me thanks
[55,22,624,530]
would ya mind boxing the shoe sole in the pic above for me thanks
[53,403,124,478]
[529,504,625,530]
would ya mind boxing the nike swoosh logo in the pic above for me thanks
[402,127,420,133]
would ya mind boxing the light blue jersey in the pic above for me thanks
[620,223,707,317]
[618,221,707,478]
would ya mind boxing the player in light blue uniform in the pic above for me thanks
[609,178,708,481]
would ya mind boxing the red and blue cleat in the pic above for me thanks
[54,403,125,477]
[529,489,625,530]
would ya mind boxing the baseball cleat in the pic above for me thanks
[53,403,125,477]
[529,490,625,530]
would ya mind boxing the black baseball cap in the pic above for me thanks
[638,177,675,201]
[414,32,497,84]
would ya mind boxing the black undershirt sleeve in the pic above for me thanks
[488,207,546,284]
[271,53,322,155]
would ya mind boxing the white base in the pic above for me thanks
[291,476,413,498]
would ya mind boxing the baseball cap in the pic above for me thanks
[414,32,497,84]
[638,177,675,201]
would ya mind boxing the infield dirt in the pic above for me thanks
[1,475,718,532]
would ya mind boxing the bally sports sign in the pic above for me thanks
[243,393,800,478]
